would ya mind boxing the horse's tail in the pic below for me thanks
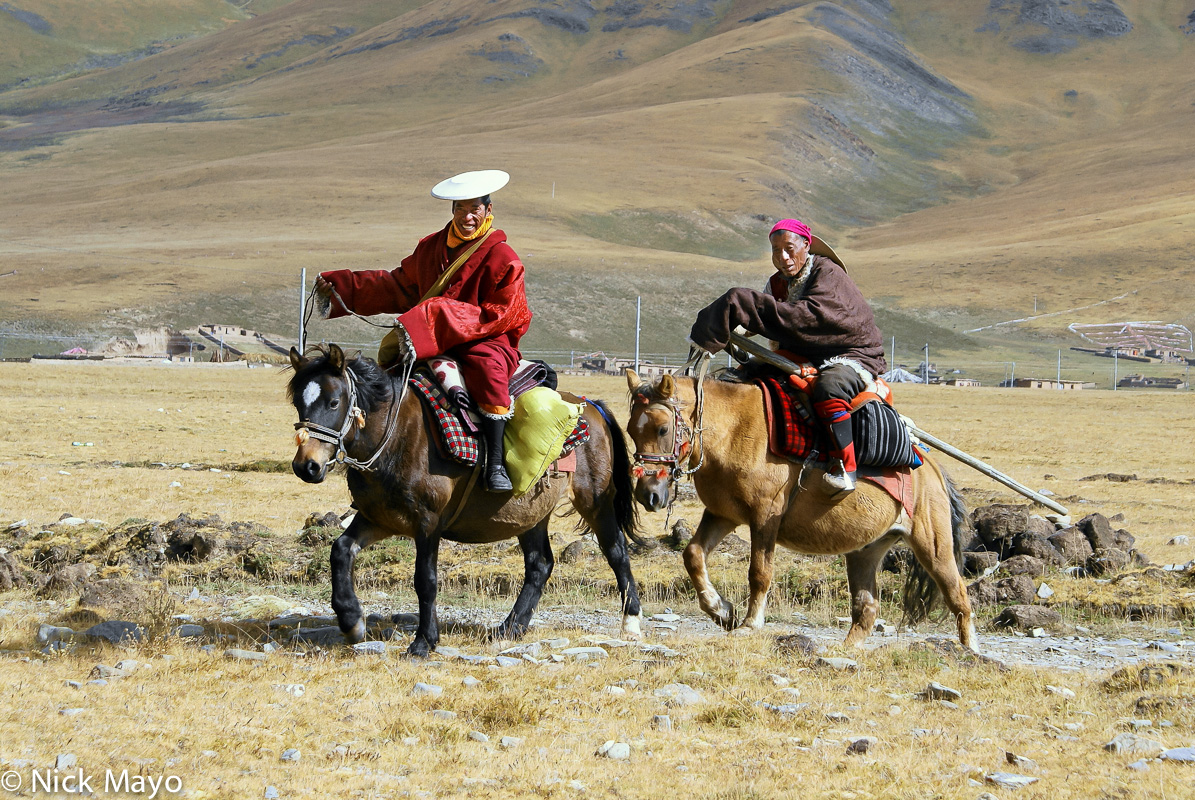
[589,398,646,549]
[901,457,968,625]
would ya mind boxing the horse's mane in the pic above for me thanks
[287,345,395,412]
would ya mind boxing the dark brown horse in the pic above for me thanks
[287,344,644,656]
[625,369,977,652]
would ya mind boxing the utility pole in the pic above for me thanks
[1057,349,1061,389]
[634,296,641,372]
[1113,349,1118,391]
[922,343,929,384]
[891,335,895,368]
[299,268,307,352]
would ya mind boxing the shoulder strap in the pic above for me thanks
[420,229,495,302]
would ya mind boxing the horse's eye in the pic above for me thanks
[330,399,341,409]
[658,425,669,439]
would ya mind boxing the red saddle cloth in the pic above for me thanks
[756,376,915,517]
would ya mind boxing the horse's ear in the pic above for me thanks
[289,347,308,371]
[659,373,676,400]
[328,343,346,372]
[625,368,641,392]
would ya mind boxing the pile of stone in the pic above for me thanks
[959,506,1184,629]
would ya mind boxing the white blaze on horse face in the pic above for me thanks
[301,380,321,411]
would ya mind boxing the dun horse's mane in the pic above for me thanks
[287,345,394,413]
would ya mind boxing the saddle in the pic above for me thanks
[409,360,589,494]
[755,372,921,469]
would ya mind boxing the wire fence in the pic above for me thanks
[2,329,1191,390]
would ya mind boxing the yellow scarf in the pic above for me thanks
[447,213,493,249]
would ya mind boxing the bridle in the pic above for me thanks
[630,397,697,483]
[293,361,412,472]
[629,349,712,484]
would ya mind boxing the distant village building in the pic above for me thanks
[1003,378,1094,390]
[943,378,981,387]
[1117,374,1188,390]
[578,352,676,379]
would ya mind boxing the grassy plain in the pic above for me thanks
[0,363,1193,798]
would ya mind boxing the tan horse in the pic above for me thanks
[625,369,977,652]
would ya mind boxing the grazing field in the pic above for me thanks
[0,362,1193,799]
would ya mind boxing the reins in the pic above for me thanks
[294,358,414,472]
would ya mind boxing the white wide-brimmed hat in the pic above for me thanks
[431,169,510,201]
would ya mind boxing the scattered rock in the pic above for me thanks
[468,731,489,743]
[1167,535,1190,546]
[225,649,267,662]
[558,540,589,564]
[280,748,300,762]
[82,620,144,645]
[1087,548,1131,576]
[969,575,1038,607]
[1160,747,1195,763]
[985,772,1039,790]
[775,633,819,655]
[654,683,703,707]
[963,551,1000,577]
[815,657,858,671]
[846,736,875,754]
[352,641,386,656]
[1046,684,1075,699]
[652,715,673,731]
[1104,733,1166,757]
[919,682,962,702]
[560,646,608,661]
[499,736,523,749]
[1078,514,1117,553]
[993,605,1062,631]
[1005,751,1038,771]
[596,740,631,760]
[1049,528,1094,565]
[997,555,1047,577]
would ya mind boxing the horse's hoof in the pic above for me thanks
[729,626,755,637]
[620,614,644,641]
[405,640,432,659]
[342,618,367,644]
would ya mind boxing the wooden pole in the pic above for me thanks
[725,332,1070,517]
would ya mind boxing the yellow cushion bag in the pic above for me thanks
[503,387,582,496]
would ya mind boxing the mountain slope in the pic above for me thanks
[0,0,1192,367]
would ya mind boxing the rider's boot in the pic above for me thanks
[815,399,857,497]
[480,415,513,492]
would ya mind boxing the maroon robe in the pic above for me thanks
[320,224,531,408]
[689,255,887,376]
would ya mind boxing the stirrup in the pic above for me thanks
[485,465,513,493]
[821,460,856,498]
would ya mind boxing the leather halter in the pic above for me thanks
[294,366,407,472]
[629,349,711,483]
[630,398,695,482]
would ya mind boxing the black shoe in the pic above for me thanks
[486,464,513,492]
[480,416,513,493]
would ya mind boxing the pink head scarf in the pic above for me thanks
[769,218,811,244]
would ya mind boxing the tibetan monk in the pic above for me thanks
[314,169,531,492]
[689,218,887,497]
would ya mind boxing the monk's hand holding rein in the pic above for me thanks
[377,320,417,368]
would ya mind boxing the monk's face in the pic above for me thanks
[770,230,810,278]
[452,198,492,237]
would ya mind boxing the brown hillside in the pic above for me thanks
[0,0,1191,367]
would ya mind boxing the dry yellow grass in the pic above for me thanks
[2,360,1194,799]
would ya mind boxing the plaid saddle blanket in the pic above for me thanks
[755,376,921,468]
[410,370,589,467]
